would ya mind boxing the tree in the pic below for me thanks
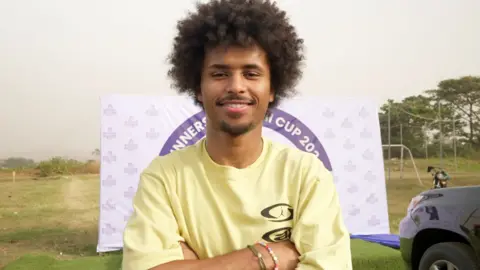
[379,75,480,159]
[379,94,461,158]
[379,95,437,157]
[427,76,480,149]
[91,148,100,157]
[0,157,35,169]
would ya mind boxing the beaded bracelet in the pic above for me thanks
[247,244,267,270]
[257,241,279,270]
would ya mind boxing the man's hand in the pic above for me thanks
[180,242,199,260]
[257,241,299,270]
[148,241,298,270]
[180,240,299,270]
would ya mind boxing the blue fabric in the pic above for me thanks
[350,234,400,249]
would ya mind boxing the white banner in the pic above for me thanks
[97,94,389,252]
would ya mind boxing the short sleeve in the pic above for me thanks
[122,161,184,270]
[291,155,352,270]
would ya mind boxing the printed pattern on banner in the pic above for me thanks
[97,94,389,252]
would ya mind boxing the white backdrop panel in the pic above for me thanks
[97,94,389,252]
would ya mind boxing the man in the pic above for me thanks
[122,0,352,269]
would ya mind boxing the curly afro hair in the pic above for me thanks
[167,0,305,108]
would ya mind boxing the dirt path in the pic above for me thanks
[62,176,91,210]
[61,176,98,227]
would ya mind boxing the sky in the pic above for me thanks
[1,0,479,161]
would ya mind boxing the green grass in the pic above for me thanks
[1,159,479,269]
[3,240,401,270]
[351,240,405,269]
[2,253,122,270]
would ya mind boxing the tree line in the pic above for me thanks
[379,75,480,159]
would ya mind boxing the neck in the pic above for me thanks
[205,124,264,169]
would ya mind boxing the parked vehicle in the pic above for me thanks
[399,185,480,270]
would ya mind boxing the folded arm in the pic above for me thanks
[158,241,299,270]
[149,245,268,270]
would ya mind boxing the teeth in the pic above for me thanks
[225,104,246,108]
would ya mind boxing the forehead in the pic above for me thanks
[203,44,269,68]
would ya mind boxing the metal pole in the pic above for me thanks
[453,117,457,172]
[469,143,472,170]
[388,104,391,182]
[400,123,404,180]
[425,122,429,160]
[438,101,443,168]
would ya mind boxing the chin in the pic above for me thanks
[219,121,255,136]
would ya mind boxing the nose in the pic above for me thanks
[226,72,247,94]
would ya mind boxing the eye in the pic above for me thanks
[211,72,228,78]
[244,71,260,78]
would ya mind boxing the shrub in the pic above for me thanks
[36,157,83,177]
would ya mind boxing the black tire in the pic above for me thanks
[419,242,479,270]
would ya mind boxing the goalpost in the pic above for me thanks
[382,144,424,186]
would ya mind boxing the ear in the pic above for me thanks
[269,90,274,103]
[197,90,203,103]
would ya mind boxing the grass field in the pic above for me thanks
[1,158,479,269]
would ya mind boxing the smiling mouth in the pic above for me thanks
[222,103,250,108]
[217,100,255,107]
[216,100,254,114]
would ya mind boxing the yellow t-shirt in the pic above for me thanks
[122,138,352,270]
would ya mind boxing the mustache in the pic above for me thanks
[216,94,256,105]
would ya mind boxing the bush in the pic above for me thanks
[35,157,99,177]
[80,160,100,174]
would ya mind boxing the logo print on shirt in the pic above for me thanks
[260,203,293,242]
[262,227,292,242]
[260,203,294,222]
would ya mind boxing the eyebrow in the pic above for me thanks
[207,64,263,70]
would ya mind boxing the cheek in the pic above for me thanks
[260,86,273,105]
[199,84,213,104]
[200,90,222,109]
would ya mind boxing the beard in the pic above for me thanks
[219,120,255,137]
